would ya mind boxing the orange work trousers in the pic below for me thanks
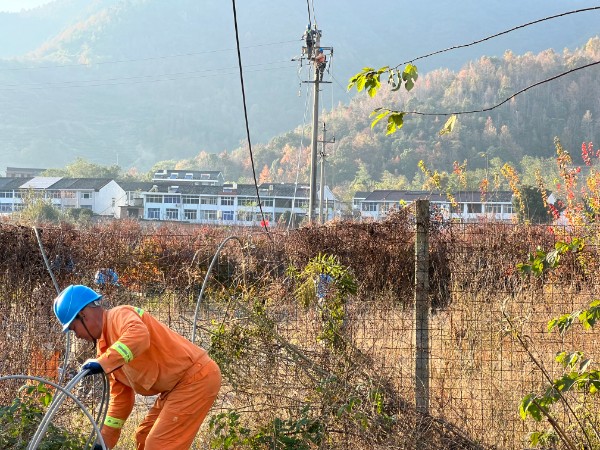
[135,354,221,450]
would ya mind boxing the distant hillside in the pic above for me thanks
[174,38,600,201]
[0,0,598,171]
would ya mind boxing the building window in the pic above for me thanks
[275,198,292,208]
[201,196,217,205]
[200,173,210,180]
[169,173,178,179]
[166,209,178,220]
[201,210,217,220]
[238,197,257,207]
[467,203,481,214]
[260,198,274,207]
[362,203,377,212]
[81,192,91,199]
[163,195,180,204]
[81,205,93,210]
[0,204,13,212]
[503,204,514,214]
[184,173,193,180]
[294,199,308,208]
[62,191,76,199]
[485,204,502,214]
[147,208,160,219]
[221,196,234,206]
[184,209,197,220]
[0,191,13,198]
[146,195,162,203]
[237,211,252,221]
[182,195,199,204]
[222,211,234,221]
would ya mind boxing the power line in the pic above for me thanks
[403,60,600,117]
[0,63,295,92]
[231,0,272,238]
[396,6,600,68]
[0,39,300,72]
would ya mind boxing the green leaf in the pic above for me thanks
[385,113,404,135]
[579,301,600,329]
[356,75,366,92]
[402,64,418,91]
[370,109,390,129]
[520,394,542,421]
[439,115,457,135]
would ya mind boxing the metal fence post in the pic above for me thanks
[414,199,430,414]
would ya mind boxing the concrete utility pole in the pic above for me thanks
[318,122,335,224]
[300,25,332,223]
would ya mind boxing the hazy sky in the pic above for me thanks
[0,0,51,12]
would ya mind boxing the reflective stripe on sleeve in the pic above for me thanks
[134,307,144,317]
[111,341,134,363]
[104,416,125,429]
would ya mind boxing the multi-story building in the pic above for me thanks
[355,190,516,222]
[0,177,127,217]
[0,173,338,226]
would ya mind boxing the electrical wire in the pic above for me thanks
[396,6,600,68]
[0,371,109,450]
[230,0,272,240]
[0,62,296,92]
[402,59,600,117]
[0,39,300,72]
[190,235,245,345]
[32,226,70,386]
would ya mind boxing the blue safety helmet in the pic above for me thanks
[53,285,102,332]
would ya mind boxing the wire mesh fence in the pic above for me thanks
[1,211,599,449]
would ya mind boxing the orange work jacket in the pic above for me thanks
[95,305,207,448]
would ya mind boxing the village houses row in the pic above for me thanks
[1,168,516,224]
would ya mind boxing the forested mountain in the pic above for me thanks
[0,0,598,176]
[170,38,600,201]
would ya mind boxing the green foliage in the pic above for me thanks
[0,383,87,450]
[43,157,122,179]
[516,237,600,449]
[348,65,417,135]
[515,186,553,224]
[287,253,357,349]
[17,190,61,224]
[516,238,584,277]
[439,115,457,135]
[65,207,94,224]
[209,407,323,450]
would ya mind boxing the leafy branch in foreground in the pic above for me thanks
[347,65,418,135]
[512,238,600,449]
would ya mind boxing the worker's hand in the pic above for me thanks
[81,359,104,376]
[92,444,104,450]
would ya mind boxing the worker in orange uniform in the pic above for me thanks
[53,284,221,450]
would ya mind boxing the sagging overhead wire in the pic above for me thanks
[230,0,273,240]
[404,59,600,118]
[396,6,600,68]
[0,39,300,72]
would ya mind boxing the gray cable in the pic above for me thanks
[28,370,90,449]
[32,226,71,386]
[0,373,107,450]
[191,236,244,345]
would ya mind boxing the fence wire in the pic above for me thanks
[0,215,599,449]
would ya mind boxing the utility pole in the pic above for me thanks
[299,24,332,223]
[318,122,335,224]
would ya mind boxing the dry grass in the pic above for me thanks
[1,217,600,448]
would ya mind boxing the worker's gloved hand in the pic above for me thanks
[81,359,104,376]
[92,444,103,450]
